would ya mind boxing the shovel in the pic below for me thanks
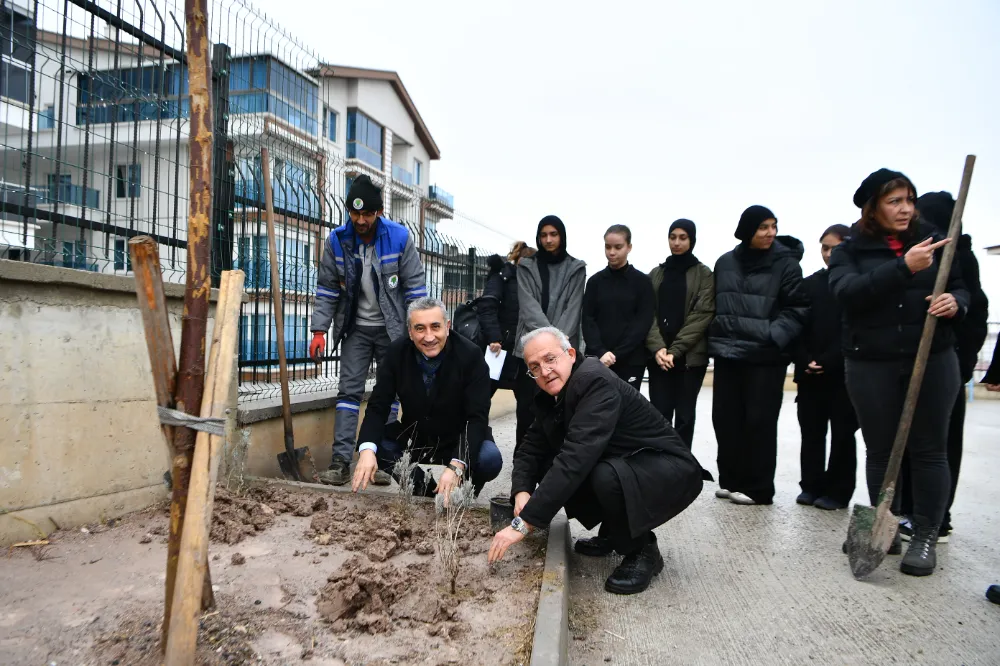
[847,155,975,578]
[261,147,319,483]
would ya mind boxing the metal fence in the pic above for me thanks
[0,0,504,404]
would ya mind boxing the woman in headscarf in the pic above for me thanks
[708,205,808,506]
[829,169,968,576]
[513,216,587,448]
[895,192,990,543]
[582,224,655,390]
[478,241,536,398]
[645,219,715,450]
[794,224,858,511]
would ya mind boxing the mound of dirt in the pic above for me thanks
[211,486,333,545]
[316,559,459,635]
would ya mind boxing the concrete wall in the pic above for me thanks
[0,259,223,546]
[234,388,518,480]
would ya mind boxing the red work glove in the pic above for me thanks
[309,331,326,360]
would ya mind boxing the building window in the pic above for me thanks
[0,6,35,104]
[116,164,141,198]
[323,106,337,141]
[413,159,422,186]
[345,110,383,169]
[228,56,319,136]
[114,238,133,271]
[39,105,55,129]
[76,64,189,125]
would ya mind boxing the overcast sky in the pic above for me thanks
[255,0,999,304]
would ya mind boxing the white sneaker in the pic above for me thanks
[715,488,732,499]
[729,492,756,505]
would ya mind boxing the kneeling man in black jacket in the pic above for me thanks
[352,297,502,501]
[488,327,703,594]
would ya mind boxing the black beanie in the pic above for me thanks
[853,168,914,209]
[536,215,567,259]
[486,253,504,274]
[346,175,383,213]
[734,205,776,242]
[916,191,955,234]
[668,219,697,249]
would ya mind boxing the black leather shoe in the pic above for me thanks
[986,585,1000,605]
[604,542,664,595]
[796,492,818,506]
[574,536,614,557]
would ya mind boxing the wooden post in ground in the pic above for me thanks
[164,269,245,665]
[163,0,216,646]
[129,236,216,613]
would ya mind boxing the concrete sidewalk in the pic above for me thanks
[486,387,1000,665]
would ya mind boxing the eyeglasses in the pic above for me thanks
[526,350,568,379]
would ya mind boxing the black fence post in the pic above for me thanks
[210,43,234,287]
[466,247,477,302]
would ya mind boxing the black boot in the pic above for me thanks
[604,538,663,595]
[575,536,614,557]
[900,524,939,577]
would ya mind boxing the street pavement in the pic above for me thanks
[480,387,1000,666]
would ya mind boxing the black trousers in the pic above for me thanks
[712,358,786,504]
[900,385,966,530]
[648,364,708,449]
[564,461,651,555]
[845,351,959,527]
[796,377,858,504]
[513,357,538,454]
[610,363,646,391]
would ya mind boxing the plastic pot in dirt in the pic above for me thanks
[490,494,515,532]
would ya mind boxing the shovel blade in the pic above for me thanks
[277,447,319,483]
[846,500,898,579]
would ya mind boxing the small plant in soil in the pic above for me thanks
[435,431,473,594]
[391,423,420,518]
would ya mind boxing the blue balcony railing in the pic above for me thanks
[32,183,101,209]
[346,142,383,170]
[391,164,413,186]
[428,185,454,209]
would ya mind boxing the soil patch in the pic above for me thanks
[1,483,544,666]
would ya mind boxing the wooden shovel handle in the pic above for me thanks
[878,155,975,500]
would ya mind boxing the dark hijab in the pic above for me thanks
[657,219,700,349]
[535,215,568,313]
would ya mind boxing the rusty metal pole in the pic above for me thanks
[163,0,216,648]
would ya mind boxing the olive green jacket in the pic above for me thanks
[645,262,715,368]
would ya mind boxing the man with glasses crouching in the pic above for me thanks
[488,327,703,594]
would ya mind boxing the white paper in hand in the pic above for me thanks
[484,348,507,380]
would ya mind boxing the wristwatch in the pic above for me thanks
[446,462,464,478]
[511,516,530,536]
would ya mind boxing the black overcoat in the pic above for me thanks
[512,358,703,537]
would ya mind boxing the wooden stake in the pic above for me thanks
[164,0,215,645]
[164,269,245,665]
[129,236,216,612]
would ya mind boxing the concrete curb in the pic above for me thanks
[530,511,570,666]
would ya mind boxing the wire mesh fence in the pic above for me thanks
[1,0,505,404]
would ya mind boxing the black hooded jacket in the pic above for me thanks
[794,268,845,383]
[478,259,520,351]
[916,192,990,381]
[828,221,970,361]
[708,235,808,364]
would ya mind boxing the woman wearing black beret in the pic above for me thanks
[829,168,969,577]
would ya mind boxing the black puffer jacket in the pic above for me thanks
[478,262,520,351]
[827,221,969,360]
[708,236,808,364]
[794,268,845,383]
